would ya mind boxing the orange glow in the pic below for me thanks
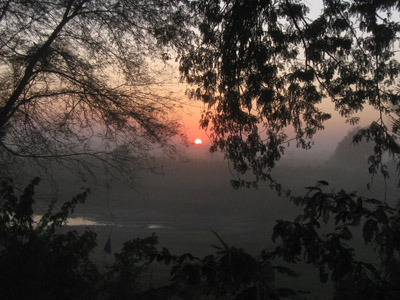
[194,138,202,145]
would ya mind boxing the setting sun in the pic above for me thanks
[194,138,202,145]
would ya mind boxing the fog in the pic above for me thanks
[31,131,398,298]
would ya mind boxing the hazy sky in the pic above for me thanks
[179,94,381,161]
[175,0,398,160]
[168,0,399,161]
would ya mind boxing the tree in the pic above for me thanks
[178,1,400,298]
[102,234,160,300]
[0,0,192,182]
[1,177,296,300]
[180,0,400,188]
[270,181,400,299]
[0,177,173,300]
[0,177,99,300]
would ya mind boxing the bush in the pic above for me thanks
[0,177,99,300]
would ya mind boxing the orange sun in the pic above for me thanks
[194,138,203,145]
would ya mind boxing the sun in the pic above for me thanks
[194,138,202,145]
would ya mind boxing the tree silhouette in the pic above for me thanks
[178,1,400,298]
[0,177,99,300]
[181,0,400,187]
[270,181,400,299]
[2,1,400,299]
[0,0,192,181]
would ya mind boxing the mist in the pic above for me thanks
[30,130,398,298]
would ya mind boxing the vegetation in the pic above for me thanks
[0,177,304,299]
[1,0,400,299]
[2,176,399,299]
[0,178,98,300]
[0,0,192,182]
[271,182,400,299]
[181,0,400,188]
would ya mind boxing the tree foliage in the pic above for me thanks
[143,231,306,300]
[2,177,399,299]
[270,181,400,299]
[0,0,192,180]
[2,1,400,299]
[0,177,307,300]
[181,0,400,186]
[102,234,160,300]
[0,177,99,300]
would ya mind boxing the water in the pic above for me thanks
[33,215,108,226]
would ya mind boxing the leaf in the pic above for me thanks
[365,198,382,205]
[272,265,299,278]
[363,219,378,244]
[295,214,305,223]
[230,180,241,190]
[318,180,329,186]
[178,253,198,263]
[149,254,157,263]
[211,230,230,252]
[322,210,330,224]
[371,208,389,225]
[212,244,222,250]
[305,186,322,191]
[360,261,380,278]
[341,226,353,240]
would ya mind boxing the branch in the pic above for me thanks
[0,1,85,129]
[0,140,104,159]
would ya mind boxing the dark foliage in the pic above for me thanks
[102,234,160,300]
[149,230,309,300]
[0,177,305,300]
[0,177,98,300]
[181,0,400,188]
[269,181,400,299]
[2,1,400,299]
[0,0,193,182]
[1,176,399,300]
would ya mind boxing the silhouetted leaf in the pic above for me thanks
[305,186,322,192]
[341,226,352,240]
[318,180,329,186]
[272,265,299,278]
[363,219,378,244]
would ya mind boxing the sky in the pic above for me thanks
[175,80,382,162]
[173,0,397,161]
